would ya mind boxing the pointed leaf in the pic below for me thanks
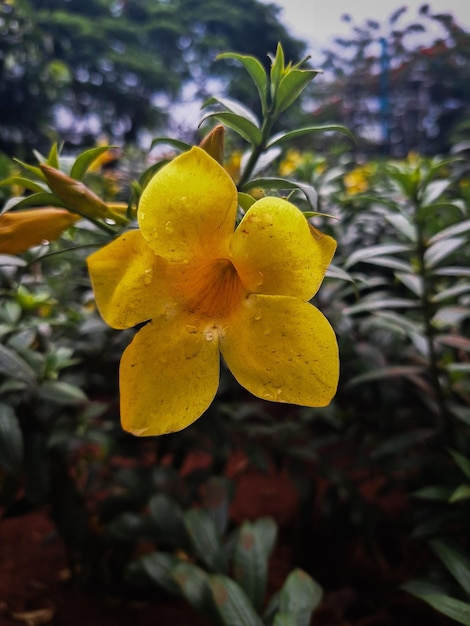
[70,145,119,180]
[209,575,264,626]
[273,614,297,626]
[200,112,262,145]
[204,96,260,127]
[150,137,192,153]
[0,177,47,194]
[38,381,87,405]
[217,53,268,113]
[0,402,24,475]
[449,450,470,481]
[278,569,323,626]
[430,540,470,596]
[344,243,412,269]
[137,552,181,594]
[268,125,355,148]
[405,585,470,626]
[172,561,215,618]
[0,344,37,386]
[184,509,224,572]
[425,237,466,268]
[428,219,470,244]
[274,69,320,116]
[233,521,270,610]
[385,213,416,242]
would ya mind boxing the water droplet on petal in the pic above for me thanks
[263,327,272,336]
[254,310,262,321]
[263,392,274,401]
[256,271,264,286]
[185,325,198,334]
[143,268,153,285]
[205,330,215,342]
[165,220,174,233]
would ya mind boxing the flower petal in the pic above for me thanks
[221,294,338,407]
[231,197,336,301]
[87,230,174,329]
[139,147,238,262]
[120,315,220,435]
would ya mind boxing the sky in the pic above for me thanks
[265,0,470,62]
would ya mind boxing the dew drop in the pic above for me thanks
[263,327,272,336]
[256,271,264,286]
[205,330,215,342]
[254,310,262,321]
[143,268,153,285]
[185,325,198,334]
[165,220,174,233]
[263,392,274,401]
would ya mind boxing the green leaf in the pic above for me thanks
[273,613,297,626]
[344,297,418,315]
[217,52,268,114]
[209,575,264,626]
[0,402,24,475]
[274,69,320,116]
[46,143,61,169]
[345,366,426,389]
[0,344,37,386]
[6,193,66,210]
[433,284,470,303]
[149,493,192,551]
[404,581,470,626]
[344,243,413,269]
[425,238,467,268]
[204,96,260,127]
[449,485,470,503]
[267,125,355,148]
[430,540,470,596]
[233,521,270,610]
[184,508,224,572]
[411,486,454,501]
[38,381,87,405]
[172,561,215,619]
[241,177,318,210]
[0,177,47,194]
[385,213,417,242]
[137,552,181,594]
[420,179,451,205]
[278,569,323,626]
[200,112,262,146]
[238,192,256,212]
[395,272,423,297]
[13,158,46,181]
[270,43,285,99]
[150,137,192,153]
[428,219,470,245]
[449,450,470,481]
[70,145,118,180]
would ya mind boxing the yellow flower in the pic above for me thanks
[344,163,375,195]
[87,147,339,436]
[278,148,303,177]
[0,207,79,254]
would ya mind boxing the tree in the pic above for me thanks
[0,0,306,156]
[311,4,470,156]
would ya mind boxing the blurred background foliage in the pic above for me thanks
[1,2,470,625]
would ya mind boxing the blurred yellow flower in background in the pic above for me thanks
[344,163,376,195]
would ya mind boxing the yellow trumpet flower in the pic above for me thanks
[87,147,339,436]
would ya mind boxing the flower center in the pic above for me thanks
[185,258,245,320]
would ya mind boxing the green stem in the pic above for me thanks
[414,209,448,425]
[237,115,275,190]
